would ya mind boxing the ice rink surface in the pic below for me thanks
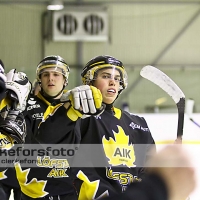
[9,113,200,200]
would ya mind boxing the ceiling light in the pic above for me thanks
[47,0,64,11]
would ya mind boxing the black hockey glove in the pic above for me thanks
[0,110,26,143]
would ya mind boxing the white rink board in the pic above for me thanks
[140,113,200,200]
[9,113,200,200]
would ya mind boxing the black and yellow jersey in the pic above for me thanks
[14,91,80,199]
[0,97,20,195]
[73,104,155,200]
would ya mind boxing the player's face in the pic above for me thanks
[93,68,121,104]
[40,68,65,98]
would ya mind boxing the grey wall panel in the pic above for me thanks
[0,4,44,81]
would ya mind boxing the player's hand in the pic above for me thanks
[0,109,26,143]
[147,145,196,200]
[61,85,105,120]
[6,69,31,111]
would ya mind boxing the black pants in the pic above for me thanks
[0,182,21,200]
[21,193,78,200]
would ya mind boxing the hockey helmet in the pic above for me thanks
[36,55,70,85]
[81,55,128,93]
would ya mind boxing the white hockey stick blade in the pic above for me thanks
[140,65,185,103]
[140,65,185,140]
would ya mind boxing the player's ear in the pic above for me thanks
[64,79,67,87]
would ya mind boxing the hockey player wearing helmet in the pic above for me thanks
[36,55,70,99]
[14,55,103,200]
[72,55,156,200]
[81,55,128,96]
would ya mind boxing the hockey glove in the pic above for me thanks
[0,109,26,143]
[0,60,7,101]
[0,60,7,83]
[61,85,105,118]
[6,69,31,111]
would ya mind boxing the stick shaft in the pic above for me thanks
[177,98,185,138]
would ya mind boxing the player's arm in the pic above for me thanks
[36,85,104,126]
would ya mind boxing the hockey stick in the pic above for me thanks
[140,65,185,143]
[186,98,200,128]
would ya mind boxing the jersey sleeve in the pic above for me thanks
[140,116,156,162]
[102,173,168,200]
[35,105,81,144]
[128,114,156,180]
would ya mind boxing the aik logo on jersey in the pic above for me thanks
[36,156,70,178]
[102,125,138,192]
[102,125,136,168]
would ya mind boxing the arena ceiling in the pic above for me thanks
[0,0,200,5]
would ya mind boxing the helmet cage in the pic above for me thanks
[82,64,128,92]
[36,56,70,86]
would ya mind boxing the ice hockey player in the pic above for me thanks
[72,55,156,200]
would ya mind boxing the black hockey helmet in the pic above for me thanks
[36,55,70,86]
[81,55,128,94]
